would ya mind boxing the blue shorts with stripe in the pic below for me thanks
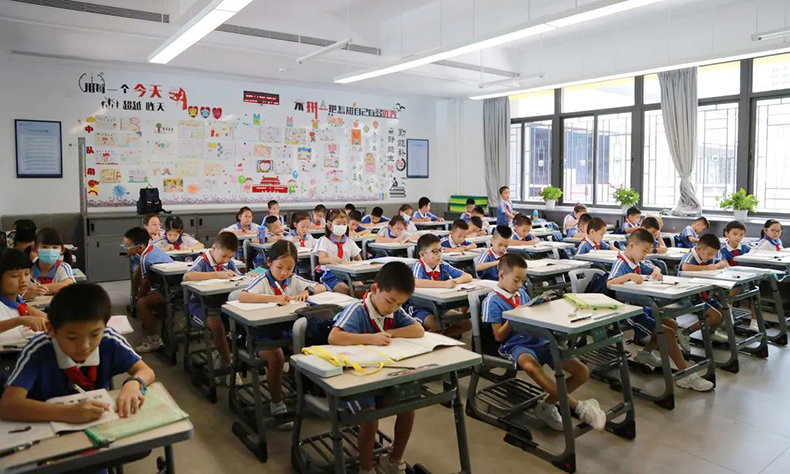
[625,307,656,341]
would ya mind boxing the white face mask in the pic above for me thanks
[331,224,347,237]
[401,213,411,222]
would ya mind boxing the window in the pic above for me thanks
[644,62,740,104]
[596,113,632,205]
[753,53,790,93]
[563,116,594,203]
[511,90,554,118]
[754,97,790,212]
[644,74,661,104]
[509,123,522,200]
[563,78,635,113]
[643,109,676,207]
[522,120,552,201]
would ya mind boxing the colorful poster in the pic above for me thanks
[260,126,282,143]
[151,161,174,176]
[351,129,362,146]
[128,169,148,183]
[364,152,376,173]
[284,128,305,145]
[95,133,115,147]
[100,169,121,183]
[120,117,141,133]
[179,140,204,159]
[206,142,232,160]
[178,121,205,139]
[203,162,226,177]
[176,160,200,177]
[152,140,174,155]
[254,144,272,159]
[236,142,253,158]
[257,160,273,173]
[297,147,311,161]
[120,150,143,165]
[209,121,234,139]
[235,122,259,141]
[116,133,142,148]
[275,146,292,174]
[152,120,176,135]
[94,116,119,131]
[94,148,119,165]
[163,178,184,193]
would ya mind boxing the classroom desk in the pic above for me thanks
[531,227,555,239]
[323,258,416,291]
[563,234,626,245]
[290,346,481,474]
[410,279,497,332]
[733,252,790,345]
[72,268,86,282]
[367,241,415,258]
[677,269,769,371]
[496,299,639,472]
[0,383,192,474]
[352,235,376,258]
[573,249,620,269]
[309,227,326,237]
[164,248,205,261]
[507,241,576,260]
[150,262,193,364]
[608,276,716,409]
[412,221,450,232]
[483,216,497,224]
[441,249,485,273]
[222,300,308,461]
[466,235,492,247]
[523,259,592,297]
[26,295,53,309]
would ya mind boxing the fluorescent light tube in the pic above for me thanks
[751,27,790,42]
[546,0,664,28]
[216,0,254,12]
[297,38,352,64]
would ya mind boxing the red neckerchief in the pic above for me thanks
[330,236,344,259]
[296,234,306,247]
[487,249,501,259]
[582,237,600,251]
[419,259,441,281]
[495,288,521,308]
[201,252,226,272]
[618,253,640,275]
[63,366,98,391]
[36,261,62,284]
[142,244,155,257]
[269,276,288,295]
[463,212,472,220]
[0,296,28,316]
[362,293,394,332]
[504,201,512,214]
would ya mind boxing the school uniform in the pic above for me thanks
[677,225,697,248]
[678,247,722,309]
[360,215,390,224]
[413,210,439,221]
[496,200,513,226]
[652,238,662,253]
[351,225,367,234]
[311,216,326,228]
[717,242,750,266]
[440,236,472,249]
[755,237,783,252]
[262,214,287,226]
[31,260,75,284]
[315,235,361,291]
[333,294,417,414]
[475,248,504,281]
[288,232,316,249]
[153,233,200,251]
[379,227,402,240]
[511,229,536,243]
[0,295,29,322]
[608,252,656,341]
[622,221,637,233]
[576,238,609,256]
[482,287,550,369]
[140,243,174,279]
[461,212,473,222]
[563,213,577,234]
[6,328,139,400]
[223,221,260,234]
[405,219,418,233]
[408,259,464,322]
[186,251,240,325]
[566,227,579,238]
[243,270,317,343]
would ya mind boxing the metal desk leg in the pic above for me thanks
[164,445,175,474]
[291,368,305,469]
[609,324,636,438]
[549,336,576,473]
[450,371,473,474]
[652,304,676,410]
[329,395,346,474]
[716,289,742,373]
[766,277,788,346]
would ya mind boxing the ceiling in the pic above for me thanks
[1,0,789,98]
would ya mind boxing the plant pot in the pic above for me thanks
[621,205,630,214]
[545,200,556,210]
[733,209,748,221]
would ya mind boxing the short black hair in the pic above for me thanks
[473,206,485,215]
[470,216,484,228]
[164,216,184,232]
[371,207,384,218]
[142,214,160,226]
[416,234,441,254]
[389,215,406,227]
[762,219,783,239]
[698,233,721,250]
[314,204,327,213]
[345,203,356,212]
[325,210,348,236]
[36,227,64,246]
[215,231,239,251]
[450,219,469,231]
[124,227,150,246]
[264,216,280,227]
[498,186,509,195]
[627,228,654,246]
[513,214,532,227]
[466,198,476,206]
[375,262,415,295]
[267,200,278,209]
[0,248,33,278]
[724,220,746,234]
[13,219,37,244]
[499,253,527,274]
[348,210,363,222]
[398,204,413,213]
[290,211,310,229]
[578,213,592,228]
[236,206,253,221]
[574,204,587,213]
[626,206,641,217]
[641,217,661,231]
[587,217,607,233]
[493,225,513,240]
[694,216,710,228]
[267,239,297,264]
[49,283,111,330]
[418,197,431,209]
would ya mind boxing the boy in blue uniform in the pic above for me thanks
[123,227,174,354]
[678,217,709,248]
[568,213,591,239]
[0,283,155,422]
[265,199,287,226]
[496,186,515,226]
[718,221,758,332]
[576,217,609,256]
[440,219,477,251]
[184,232,242,384]
[311,204,327,228]
[410,234,472,336]
[476,226,512,281]
[361,206,390,225]
[622,207,641,234]
[510,214,540,246]
[483,253,605,431]
[468,215,487,237]
[0,249,48,335]
[607,229,713,391]
[413,197,443,222]
[563,204,587,236]
[462,198,476,221]
[329,262,423,474]
[641,217,667,254]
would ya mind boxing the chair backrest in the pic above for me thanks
[673,235,683,248]
[651,258,669,275]
[292,304,344,353]
[467,292,502,357]
[568,268,606,293]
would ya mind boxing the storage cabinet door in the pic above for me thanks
[86,236,131,282]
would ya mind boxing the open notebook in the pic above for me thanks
[564,293,623,310]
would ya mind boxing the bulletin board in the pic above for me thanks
[15,119,63,178]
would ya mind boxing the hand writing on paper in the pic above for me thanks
[19,316,47,332]
[218,270,238,279]
[273,295,292,306]
[651,268,663,281]
[629,273,645,284]
[368,332,392,346]
[444,279,458,289]
[65,399,109,423]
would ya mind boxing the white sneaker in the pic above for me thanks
[676,329,691,353]
[749,319,760,332]
[227,372,243,388]
[575,399,607,431]
[270,401,294,430]
[711,329,729,344]
[534,400,564,431]
[377,455,407,474]
[633,349,662,368]
[676,373,714,392]
[135,336,163,354]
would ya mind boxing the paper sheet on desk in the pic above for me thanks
[689,278,737,290]
[47,389,118,433]
[0,327,34,348]
[152,262,191,272]
[308,292,357,307]
[0,420,55,451]
[108,316,133,335]
[225,301,277,311]
[305,333,464,367]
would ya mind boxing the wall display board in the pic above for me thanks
[15,119,63,178]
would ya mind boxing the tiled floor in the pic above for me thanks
[101,280,790,474]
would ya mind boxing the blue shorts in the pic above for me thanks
[187,296,227,325]
[342,396,376,414]
[626,307,656,341]
[320,271,341,291]
[701,292,723,311]
[410,307,433,324]
[253,326,292,345]
[499,343,554,370]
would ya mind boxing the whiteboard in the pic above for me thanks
[15,120,62,178]
[406,139,429,179]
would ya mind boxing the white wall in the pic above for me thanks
[0,53,456,216]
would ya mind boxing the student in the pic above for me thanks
[143,214,164,241]
[461,198,476,221]
[440,220,477,251]
[0,284,155,421]
[241,240,326,420]
[185,232,243,386]
[472,206,490,230]
[361,206,390,225]
[718,221,758,331]
[287,211,316,249]
[676,233,728,348]
[224,206,260,241]
[344,203,356,215]
[31,228,75,294]
[755,219,783,252]
[262,216,287,243]
[567,213,590,239]
[483,253,606,431]
[563,204,587,236]
[622,207,642,234]
[413,197,443,222]
[576,218,609,256]
[468,216,487,237]
[375,216,417,244]
[311,204,327,228]
[475,226,512,281]
[329,262,423,474]
[348,211,368,237]
[510,215,540,246]
[154,217,204,252]
[398,204,419,233]
[409,234,472,336]
[0,249,48,335]
[641,217,667,254]
[316,210,362,296]
[496,186,516,226]
[123,227,174,354]
[678,217,709,248]
[12,220,37,257]
[265,199,287,226]
[607,229,713,391]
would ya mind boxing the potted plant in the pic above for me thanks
[539,186,562,210]
[612,186,640,214]
[717,188,759,221]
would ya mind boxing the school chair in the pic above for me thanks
[568,269,605,294]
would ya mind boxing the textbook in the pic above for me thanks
[564,293,623,310]
[47,389,119,434]
[307,292,358,307]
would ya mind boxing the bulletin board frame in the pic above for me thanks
[406,138,429,179]
[15,119,63,179]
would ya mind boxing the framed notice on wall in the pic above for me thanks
[406,138,429,179]
[15,119,62,178]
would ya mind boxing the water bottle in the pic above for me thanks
[532,209,539,221]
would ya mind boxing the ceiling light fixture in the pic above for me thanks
[296,38,352,64]
[478,72,544,89]
[751,27,790,42]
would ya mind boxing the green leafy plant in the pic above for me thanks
[539,186,562,201]
[612,187,640,207]
[717,188,759,212]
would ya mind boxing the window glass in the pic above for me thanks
[563,78,634,113]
